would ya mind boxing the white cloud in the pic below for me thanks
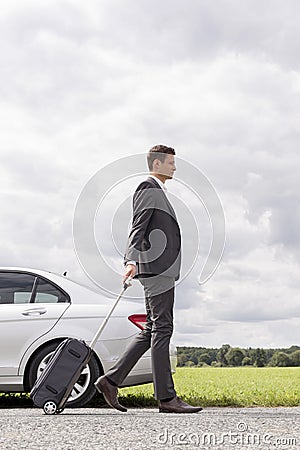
[0,0,300,347]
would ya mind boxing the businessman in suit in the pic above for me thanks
[95,145,202,413]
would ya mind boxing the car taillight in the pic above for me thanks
[128,314,147,330]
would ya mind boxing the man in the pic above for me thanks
[94,145,202,413]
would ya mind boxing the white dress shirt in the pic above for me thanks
[148,174,167,195]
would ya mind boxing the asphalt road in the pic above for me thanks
[0,407,299,450]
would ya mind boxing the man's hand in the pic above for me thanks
[123,264,137,284]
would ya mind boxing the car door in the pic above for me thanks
[0,271,70,376]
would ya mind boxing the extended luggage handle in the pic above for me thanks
[89,277,133,350]
[123,276,133,290]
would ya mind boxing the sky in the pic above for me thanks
[1,0,300,348]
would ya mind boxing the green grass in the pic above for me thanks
[1,367,300,408]
[118,367,300,407]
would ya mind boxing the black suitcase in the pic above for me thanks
[30,338,91,414]
[30,278,132,415]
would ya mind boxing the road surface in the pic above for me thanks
[0,407,299,449]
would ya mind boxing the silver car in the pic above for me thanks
[0,267,176,407]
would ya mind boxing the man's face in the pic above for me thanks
[155,154,176,180]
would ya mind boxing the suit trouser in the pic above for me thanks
[104,275,176,400]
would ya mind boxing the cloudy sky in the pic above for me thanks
[1,0,300,348]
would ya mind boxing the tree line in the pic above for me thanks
[177,344,300,367]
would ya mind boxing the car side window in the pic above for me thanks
[34,277,68,303]
[0,272,35,304]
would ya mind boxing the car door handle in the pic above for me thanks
[22,308,47,316]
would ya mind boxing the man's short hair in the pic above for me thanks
[147,145,175,171]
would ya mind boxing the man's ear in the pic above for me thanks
[153,158,161,170]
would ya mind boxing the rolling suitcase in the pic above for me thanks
[30,278,132,415]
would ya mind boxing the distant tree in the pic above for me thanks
[252,348,267,367]
[264,348,275,364]
[225,348,246,367]
[198,353,210,365]
[177,345,300,368]
[290,350,300,366]
[191,355,199,365]
[242,357,252,366]
[217,344,231,366]
[211,361,222,367]
[270,352,291,367]
[287,345,300,354]
[177,353,188,367]
[186,360,195,367]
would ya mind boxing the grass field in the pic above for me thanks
[118,367,300,407]
[1,367,300,408]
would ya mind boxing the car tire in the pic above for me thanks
[28,341,101,408]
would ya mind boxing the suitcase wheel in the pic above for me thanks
[43,401,58,415]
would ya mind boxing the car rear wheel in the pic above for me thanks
[28,342,101,408]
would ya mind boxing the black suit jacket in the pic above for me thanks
[124,177,181,280]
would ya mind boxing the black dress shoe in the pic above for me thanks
[94,376,127,412]
[158,396,203,413]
